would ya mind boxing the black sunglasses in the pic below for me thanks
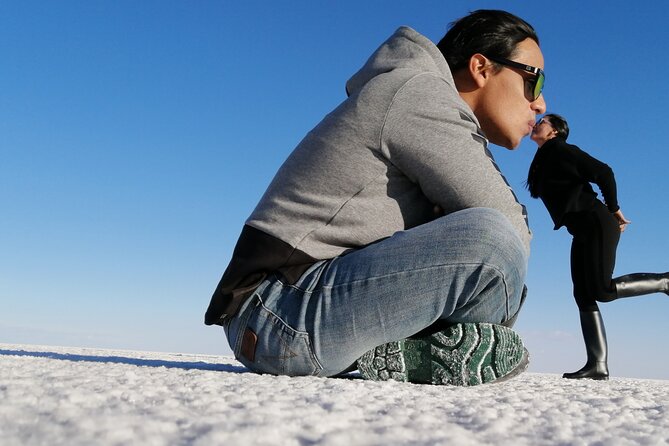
[486,56,545,102]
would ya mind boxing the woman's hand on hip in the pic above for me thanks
[614,209,631,232]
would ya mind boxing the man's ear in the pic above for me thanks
[468,53,491,88]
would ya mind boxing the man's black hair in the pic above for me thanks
[437,10,539,73]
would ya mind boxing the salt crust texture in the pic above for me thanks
[1,343,668,446]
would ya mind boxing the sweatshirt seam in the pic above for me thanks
[378,72,451,161]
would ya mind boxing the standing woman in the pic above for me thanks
[527,113,669,380]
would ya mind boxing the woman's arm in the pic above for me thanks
[564,143,619,212]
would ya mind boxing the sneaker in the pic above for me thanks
[356,322,529,386]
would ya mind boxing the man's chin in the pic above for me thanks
[487,130,523,149]
[493,137,519,150]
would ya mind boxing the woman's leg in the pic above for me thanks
[611,273,669,297]
[563,204,619,379]
[581,202,669,301]
[566,204,620,310]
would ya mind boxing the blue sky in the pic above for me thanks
[2,1,669,379]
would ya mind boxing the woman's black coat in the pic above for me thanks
[527,137,619,229]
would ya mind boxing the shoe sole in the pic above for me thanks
[562,374,609,381]
[356,322,529,386]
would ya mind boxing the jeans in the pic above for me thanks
[224,208,528,377]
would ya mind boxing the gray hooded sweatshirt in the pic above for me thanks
[205,26,531,325]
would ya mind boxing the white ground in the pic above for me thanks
[1,343,668,446]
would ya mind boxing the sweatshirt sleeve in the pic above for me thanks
[380,74,531,253]
[564,143,619,212]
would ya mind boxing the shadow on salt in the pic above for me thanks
[0,348,247,373]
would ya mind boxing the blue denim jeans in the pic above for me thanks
[224,208,528,377]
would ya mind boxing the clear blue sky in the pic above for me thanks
[2,1,669,379]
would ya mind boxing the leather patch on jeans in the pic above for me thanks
[240,328,257,363]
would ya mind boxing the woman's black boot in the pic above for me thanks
[563,310,609,380]
[613,272,669,298]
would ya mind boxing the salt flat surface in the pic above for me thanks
[1,343,668,446]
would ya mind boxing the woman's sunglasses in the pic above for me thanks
[486,56,545,102]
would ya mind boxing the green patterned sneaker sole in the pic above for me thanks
[356,322,529,386]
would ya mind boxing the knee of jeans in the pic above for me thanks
[476,210,528,314]
[469,209,527,273]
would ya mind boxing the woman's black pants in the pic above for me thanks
[563,202,620,311]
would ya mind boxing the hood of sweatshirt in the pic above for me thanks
[345,26,455,97]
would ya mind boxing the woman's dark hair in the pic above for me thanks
[437,10,539,73]
[543,113,570,140]
[526,113,570,198]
